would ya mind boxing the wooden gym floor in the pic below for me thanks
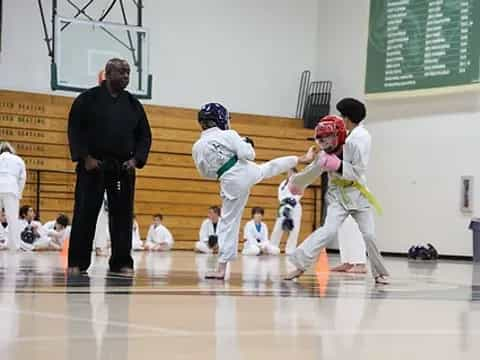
[0,251,479,359]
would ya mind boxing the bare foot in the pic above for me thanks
[95,248,108,257]
[331,263,353,272]
[375,276,389,285]
[205,262,227,280]
[346,264,367,274]
[283,268,305,280]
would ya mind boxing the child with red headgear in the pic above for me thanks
[285,98,389,284]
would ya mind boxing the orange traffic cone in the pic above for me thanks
[60,238,69,269]
[315,249,329,297]
[61,238,69,257]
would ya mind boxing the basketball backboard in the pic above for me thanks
[53,17,151,98]
[38,0,152,98]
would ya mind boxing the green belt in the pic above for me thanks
[216,155,238,179]
[331,178,383,215]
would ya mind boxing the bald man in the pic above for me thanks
[67,58,152,275]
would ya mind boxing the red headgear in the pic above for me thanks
[314,115,347,153]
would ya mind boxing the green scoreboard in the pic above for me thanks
[365,0,480,95]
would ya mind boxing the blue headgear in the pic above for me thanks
[198,103,230,130]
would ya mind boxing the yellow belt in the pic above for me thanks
[331,178,383,215]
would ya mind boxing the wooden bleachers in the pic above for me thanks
[0,90,321,250]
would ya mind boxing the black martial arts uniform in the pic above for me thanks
[67,82,152,272]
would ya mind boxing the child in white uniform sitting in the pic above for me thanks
[144,214,174,251]
[33,214,70,251]
[242,207,279,256]
[195,206,221,254]
[18,205,46,251]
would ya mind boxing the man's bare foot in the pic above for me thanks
[205,262,227,280]
[375,276,389,285]
[283,268,305,281]
[331,263,353,272]
[346,264,367,274]
[95,248,108,257]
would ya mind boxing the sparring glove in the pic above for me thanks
[318,152,341,172]
[243,137,255,148]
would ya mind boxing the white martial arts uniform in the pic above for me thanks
[18,219,47,251]
[145,224,174,250]
[0,223,8,250]
[132,219,144,250]
[0,152,26,250]
[94,194,110,250]
[33,221,70,251]
[270,179,303,255]
[242,220,279,256]
[195,218,221,254]
[289,124,389,278]
[337,216,366,264]
[192,127,298,263]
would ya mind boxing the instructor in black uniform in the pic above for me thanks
[67,58,152,275]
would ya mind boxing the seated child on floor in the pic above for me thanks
[33,214,71,251]
[242,207,279,256]
[144,214,174,251]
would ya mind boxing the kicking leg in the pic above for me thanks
[257,156,299,183]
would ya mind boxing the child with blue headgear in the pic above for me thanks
[192,102,315,279]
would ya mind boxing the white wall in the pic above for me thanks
[2,0,475,256]
[0,0,319,117]
[317,0,479,256]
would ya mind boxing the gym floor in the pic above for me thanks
[0,251,479,359]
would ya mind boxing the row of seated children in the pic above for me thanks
[95,214,174,254]
[194,206,279,256]
[0,203,175,254]
[0,206,71,252]
[93,195,175,255]
[93,193,174,255]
